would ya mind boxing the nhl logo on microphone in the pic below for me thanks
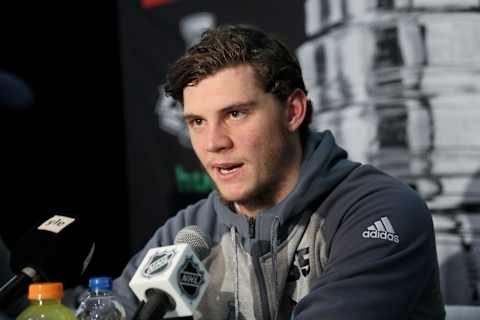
[143,249,176,278]
[178,257,205,299]
[129,243,210,317]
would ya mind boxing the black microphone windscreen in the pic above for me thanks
[9,214,95,287]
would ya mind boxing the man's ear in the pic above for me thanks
[285,89,308,132]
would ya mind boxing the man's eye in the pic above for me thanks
[189,119,204,127]
[229,110,246,119]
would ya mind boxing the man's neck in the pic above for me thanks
[232,202,262,218]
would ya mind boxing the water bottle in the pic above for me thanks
[76,277,126,320]
[16,283,77,320]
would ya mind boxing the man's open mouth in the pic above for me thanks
[215,163,243,175]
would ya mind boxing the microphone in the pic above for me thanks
[129,225,211,319]
[0,214,95,308]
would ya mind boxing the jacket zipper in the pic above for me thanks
[246,216,271,319]
[252,244,272,320]
[248,216,256,239]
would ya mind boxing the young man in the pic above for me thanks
[114,25,445,319]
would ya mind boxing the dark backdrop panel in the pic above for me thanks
[0,1,129,281]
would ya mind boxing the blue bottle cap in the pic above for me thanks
[89,277,113,292]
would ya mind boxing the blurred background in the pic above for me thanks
[0,1,128,280]
[1,0,480,306]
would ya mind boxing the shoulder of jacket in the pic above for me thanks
[317,164,431,246]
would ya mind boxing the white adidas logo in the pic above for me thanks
[362,216,399,243]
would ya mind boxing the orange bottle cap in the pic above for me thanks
[28,283,64,300]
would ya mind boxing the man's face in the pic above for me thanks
[183,65,302,213]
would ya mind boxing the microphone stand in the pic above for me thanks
[0,273,32,309]
[133,288,176,320]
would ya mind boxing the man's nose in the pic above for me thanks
[205,124,233,152]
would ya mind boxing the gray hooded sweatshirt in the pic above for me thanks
[113,131,445,320]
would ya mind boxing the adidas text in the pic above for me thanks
[362,230,399,243]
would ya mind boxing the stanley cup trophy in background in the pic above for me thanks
[297,0,480,304]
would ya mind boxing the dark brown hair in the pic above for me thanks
[165,24,312,143]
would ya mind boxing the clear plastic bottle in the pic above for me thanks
[76,277,126,320]
[16,282,77,320]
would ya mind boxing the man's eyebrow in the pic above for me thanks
[182,100,257,120]
[222,100,257,113]
[182,113,201,121]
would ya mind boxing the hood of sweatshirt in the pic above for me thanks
[213,130,360,249]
